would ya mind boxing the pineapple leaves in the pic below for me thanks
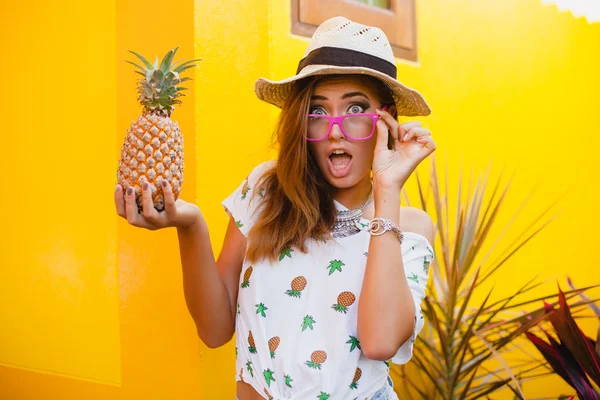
[126,60,148,73]
[128,50,154,69]
[173,59,202,74]
[159,47,178,74]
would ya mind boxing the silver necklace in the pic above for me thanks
[332,182,374,239]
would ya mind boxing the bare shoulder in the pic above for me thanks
[399,206,435,245]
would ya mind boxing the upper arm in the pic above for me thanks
[401,206,435,246]
[218,161,274,319]
[216,215,247,319]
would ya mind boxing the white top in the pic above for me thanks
[221,160,435,400]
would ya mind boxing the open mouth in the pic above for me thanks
[328,149,353,176]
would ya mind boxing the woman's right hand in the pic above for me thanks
[114,181,201,231]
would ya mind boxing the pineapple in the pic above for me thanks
[349,367,362,389]
[263,369,276,387]
[284,374,293,388]
[248,331,257,354]
[241,266,253,288]
[285,276,307,298]
[263,388,273,400]
[241,177,250,200]
[305,350,327,369]
[246,360,254,377]
[268,336,280,358]
[117,47,201,212]
[239,367,244,382]
[326,259,344,275]
[301,315,316,331]
[346,335,361,352]
[332,291,356,314]
[317,392,330,400]
[408,272,419,283]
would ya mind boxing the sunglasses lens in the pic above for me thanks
[342,115,374,139]
[307,116,330,140]
[306,115,374,140]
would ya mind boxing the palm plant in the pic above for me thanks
[392,154,597,399]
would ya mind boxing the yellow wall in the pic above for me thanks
[1,0,598,399]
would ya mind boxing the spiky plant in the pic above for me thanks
[391,154,597,399]
[525,279,600,399]
[117,47,201,211]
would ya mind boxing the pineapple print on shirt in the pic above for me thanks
[268,336,280,358]
[279,247,294,261]
[326,259,344,275]
[350,367,362,389]
[256,302,268,318]
[302,315,316,331]
[305,350,327,370]
[248,331,257,354]
[285,276,307,298]
[241,266,253,288]
[332,291,356,314]
[263,368,276,387]
[222,160,436,400]
[241,177,250,199]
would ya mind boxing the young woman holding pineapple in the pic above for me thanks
[115,16,436,400]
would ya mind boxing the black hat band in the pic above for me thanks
[296,46,397,79]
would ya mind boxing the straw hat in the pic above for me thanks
[254,16,431,116]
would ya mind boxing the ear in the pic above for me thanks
[386,104,398,118]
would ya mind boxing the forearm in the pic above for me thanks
[177,215,235,348]
[358,183,416,360]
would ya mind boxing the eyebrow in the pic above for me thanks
[310,92,370,101]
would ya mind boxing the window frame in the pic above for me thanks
[291,0,418,61]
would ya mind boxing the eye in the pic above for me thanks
[347,104,366,114]
[309,106,326,115]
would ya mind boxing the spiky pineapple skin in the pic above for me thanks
[117,111,184,211]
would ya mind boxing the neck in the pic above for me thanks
[332,175,372,210]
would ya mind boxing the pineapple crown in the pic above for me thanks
[127,47,201,117]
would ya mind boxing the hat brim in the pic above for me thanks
[254,65,431,116]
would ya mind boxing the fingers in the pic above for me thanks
[124,185,144,226]
[417,135,437,150]
[162,180,177,216]
[115,184,126,217]
[374,118,390,153]
[141,181,160,221]
[401,122,425,141]
[376,108,400,143]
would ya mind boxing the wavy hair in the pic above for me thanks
[245,74,395,263]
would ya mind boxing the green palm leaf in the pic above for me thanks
[392,154,596,399]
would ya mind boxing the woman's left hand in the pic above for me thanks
[372,108,436,190]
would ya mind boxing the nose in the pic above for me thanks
[328,121,345,141]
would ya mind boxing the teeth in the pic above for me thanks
[332,149,345,155]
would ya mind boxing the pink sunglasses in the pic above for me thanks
[305,105,389,142]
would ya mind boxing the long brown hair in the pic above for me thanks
[245,74,395,263]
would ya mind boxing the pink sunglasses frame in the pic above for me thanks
[304,106,388,142]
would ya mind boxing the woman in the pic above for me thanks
[115,16,436,400]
